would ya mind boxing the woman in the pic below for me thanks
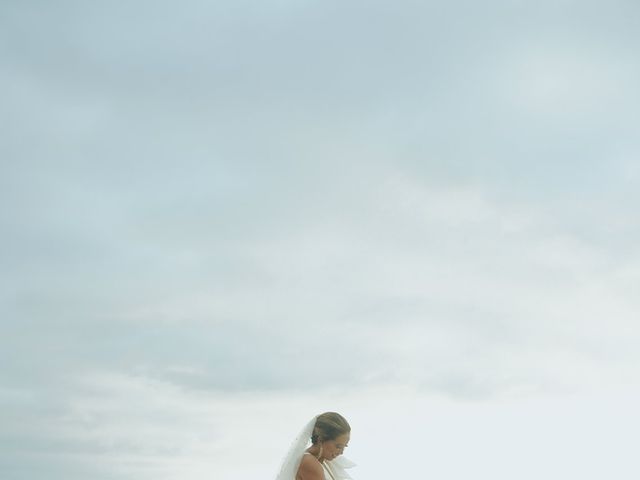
[275,412,355,480]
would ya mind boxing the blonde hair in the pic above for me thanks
[311,412,350,444]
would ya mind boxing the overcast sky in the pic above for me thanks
[2,1,640,479]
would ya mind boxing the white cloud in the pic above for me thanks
[7,374,637,480]
[506,47,634,119]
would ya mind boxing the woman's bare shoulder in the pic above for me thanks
[297,454,324,480]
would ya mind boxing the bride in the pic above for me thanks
[275,412,356,480]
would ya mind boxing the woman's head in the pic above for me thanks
[311,412,351,461]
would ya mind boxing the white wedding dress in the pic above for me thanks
[275,416,356,480]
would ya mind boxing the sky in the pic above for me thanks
[1,0,640,479]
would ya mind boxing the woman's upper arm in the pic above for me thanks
[297,456,324,480]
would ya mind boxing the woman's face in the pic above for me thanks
[323,432,350,461]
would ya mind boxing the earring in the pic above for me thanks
[317,444,323,460]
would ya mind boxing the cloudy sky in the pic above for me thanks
[2,0,640,479]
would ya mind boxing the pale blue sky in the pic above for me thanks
[2,1,640,479]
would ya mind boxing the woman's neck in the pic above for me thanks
[306,446,325,463]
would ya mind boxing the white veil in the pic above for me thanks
[275,415,318,480]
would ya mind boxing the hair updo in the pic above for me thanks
[311,412,351,444]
